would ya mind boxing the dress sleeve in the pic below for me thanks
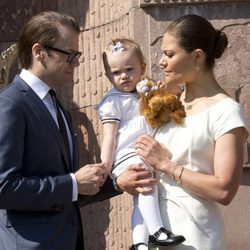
[96,96,122,124]
[212,100,249,141]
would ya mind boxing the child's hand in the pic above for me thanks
[102,163,110,181]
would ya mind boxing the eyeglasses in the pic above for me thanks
[44,45,82,63]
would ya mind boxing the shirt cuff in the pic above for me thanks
[112,177,122,192]
[70,173,78,202]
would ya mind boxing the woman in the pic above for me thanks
[118,14,248,250]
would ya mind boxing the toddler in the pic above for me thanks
[96,38,185,250]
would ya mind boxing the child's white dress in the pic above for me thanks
[96,88,152,177]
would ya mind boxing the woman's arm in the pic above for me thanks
[135,127,246,205]
[101,122,119,175]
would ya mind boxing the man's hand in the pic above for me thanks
[75,163,106,195]
[116,164,158,195]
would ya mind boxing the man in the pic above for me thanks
[0,11,106,250]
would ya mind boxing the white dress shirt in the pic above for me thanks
[19,69,78,201]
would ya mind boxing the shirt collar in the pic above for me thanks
[108,87,139,97]
[19,69,50,100]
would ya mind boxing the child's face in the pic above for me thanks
[105,49,145,93]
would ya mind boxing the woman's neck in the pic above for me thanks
[182,73,222,102]
[180,72,229,114]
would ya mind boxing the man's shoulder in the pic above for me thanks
[0,75,23,96]
[0,75,26,109]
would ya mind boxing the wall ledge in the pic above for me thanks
[139,0,250,7]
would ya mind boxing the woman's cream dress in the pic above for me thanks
[155,98,248,250]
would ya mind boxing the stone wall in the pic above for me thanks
[1,0,250,249]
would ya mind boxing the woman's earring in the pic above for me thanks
[195,66,200,72]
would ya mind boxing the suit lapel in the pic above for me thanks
[16,77,71,172]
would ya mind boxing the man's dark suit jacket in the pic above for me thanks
[0,75,121,250]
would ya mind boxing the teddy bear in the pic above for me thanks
[136,78,186,128]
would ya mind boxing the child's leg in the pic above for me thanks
[138,179,165,236]
[112,156,149,248]
[131,195,149,245]
[112,156,164,236]
[112,156,185,247]
[138,163,185,246]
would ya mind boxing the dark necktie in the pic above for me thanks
[49,89,71,165]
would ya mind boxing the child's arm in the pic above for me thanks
[101,122,119,176]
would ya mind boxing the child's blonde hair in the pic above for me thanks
[102,38,145,73]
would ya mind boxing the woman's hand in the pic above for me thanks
[156,80,184,95]
[135,135,171,173]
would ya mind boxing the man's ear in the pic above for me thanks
[32,43,46,61]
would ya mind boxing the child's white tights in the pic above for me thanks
[132,185,164,245]
[112,156,166,246]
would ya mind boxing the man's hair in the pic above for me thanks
[17,11,80,69]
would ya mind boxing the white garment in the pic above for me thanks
[154,98,248,250]
[96,88,152,173]
[96,88,165,245]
